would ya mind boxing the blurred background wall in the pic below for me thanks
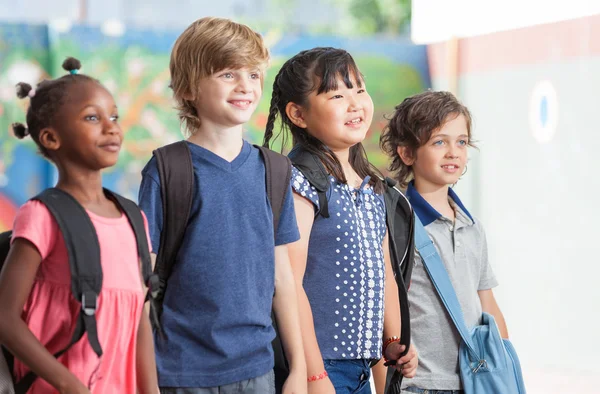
[0,0,426,225]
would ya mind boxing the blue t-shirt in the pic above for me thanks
[138,140,300,387]
[291,167,387,360]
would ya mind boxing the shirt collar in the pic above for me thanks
[406,181,474,226]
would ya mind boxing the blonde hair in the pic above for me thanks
[169,17,270,135]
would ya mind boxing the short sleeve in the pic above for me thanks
[11,200,59,260]
[138,157,163,254]
[477,222,499,290]
[291,166,320,209]
[274,175,301,246]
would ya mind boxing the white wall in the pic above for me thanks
[421,8,600,393]
[412,0,600,43]
[455,60,600,392]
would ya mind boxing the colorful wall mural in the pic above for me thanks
[0,23,430,231]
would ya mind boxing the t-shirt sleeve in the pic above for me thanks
[274,172,301,246]
[477,222,498,290]
[11,200,59,260]
[137,157,163,254]
[290,166,320,209]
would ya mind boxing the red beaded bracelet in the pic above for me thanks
[382,336,401,362]
[307,370,328,382]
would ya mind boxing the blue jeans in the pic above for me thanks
[403,387,464,394]
[323,359,372,394]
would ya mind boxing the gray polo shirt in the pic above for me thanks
[403,182,498,390]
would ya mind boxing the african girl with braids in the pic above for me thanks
[263,47,418,394]
[0,58,159,394]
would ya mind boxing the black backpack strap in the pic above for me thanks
[0,231,12,269]
[34,188,103,356]
[15,188,104,394]
[383,178,415,287]
[288,145,331,218]
[255,145,293,393]
[14,316,90,393]
[152,141,194,320]
[381,177,415,394]
[256,145,292,235]
[104,190,160,300]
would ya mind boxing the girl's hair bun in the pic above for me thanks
[15,82,33,99]
[62,57,82,73]
[12,123,29,139]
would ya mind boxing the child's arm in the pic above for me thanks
[380,233,418,379]
[0,239,90,394]
[136,212,159,393]
[477,224,507,339]
[287,194,335,394]
[478,289,509,338]
[135,305,159,394]
[273,244,307,394]
[371,361,388,394]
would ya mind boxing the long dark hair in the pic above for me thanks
[262,47,383,193]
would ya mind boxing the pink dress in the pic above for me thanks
[11,200,149,393]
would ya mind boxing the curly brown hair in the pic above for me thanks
[380,90,474,187]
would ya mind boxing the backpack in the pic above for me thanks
[0,188,158,394]
[149,141,292,393]
[287,145,414,394]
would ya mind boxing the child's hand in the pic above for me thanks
[307,376,335,394]
[59,378,91,394]
[282,369,308,394]
[385,342,419,378]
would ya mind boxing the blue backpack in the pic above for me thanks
[413,214,526,394]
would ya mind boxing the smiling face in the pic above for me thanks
[190,67,263,130]
[402,113,470,190]
[286,73,374,151]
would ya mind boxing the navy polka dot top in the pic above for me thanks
[291,166,387,360]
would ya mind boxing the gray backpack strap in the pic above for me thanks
[153,141,194,321]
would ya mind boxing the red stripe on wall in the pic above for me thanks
[428,13,600,77]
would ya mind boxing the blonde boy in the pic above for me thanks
[139,18,306,394]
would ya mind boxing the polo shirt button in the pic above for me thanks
[456,241,461,247]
